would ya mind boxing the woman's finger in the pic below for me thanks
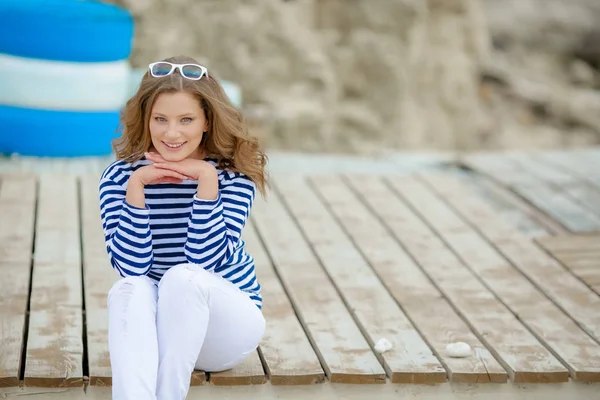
[158,168,192,181]
[159,177,183,184]
[154,162,189,176]
[145,152,166,163]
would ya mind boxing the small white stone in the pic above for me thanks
[374,338,393,353]
[446,342,471,358]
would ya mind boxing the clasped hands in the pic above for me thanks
[130,152,219,200]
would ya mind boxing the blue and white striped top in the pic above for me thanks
[99,157,262,309]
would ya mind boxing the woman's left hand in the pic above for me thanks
[145,152,217,181]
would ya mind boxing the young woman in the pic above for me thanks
[99,55,267,400]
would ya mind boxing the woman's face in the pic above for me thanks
[149,91,208,161]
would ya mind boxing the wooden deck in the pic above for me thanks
[1,149,600,397]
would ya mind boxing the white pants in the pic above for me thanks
[107,263,266,400]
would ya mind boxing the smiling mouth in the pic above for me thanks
[162,141,186,149]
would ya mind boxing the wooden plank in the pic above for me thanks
[561,184,600,218]
[80,175,119,386]
[0,175,37,387]
[346,174,568,383]
[396,175,600,382]
[536,152,600,188]
[512,183,600,233]
[552,254,600,266]
[309,175,508,383]
[464,153,600,232]
[251,186,386,384]
[189,371,207,387]
[274,176,447,384]
[454,171,550,238]
[209,350,266,385]
[24,174,83,387]
[462,154,539,186]
[537,235,600,253]
[501,154,600,219]
[575,270,600,285]
[419,173,600,344]
[507,153,577,186]
[463,173,568,236]
[554,261,600,273]
[536,235,600,297]
[242,221,324,385]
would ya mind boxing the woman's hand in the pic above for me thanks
[145,152,216,181]
[130,163,192,186]
[126,164,191,208]
[145,151,219,200]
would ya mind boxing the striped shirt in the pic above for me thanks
[99,157,262,309]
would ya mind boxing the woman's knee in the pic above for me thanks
[108,275,157,306]
[159,263,214,296]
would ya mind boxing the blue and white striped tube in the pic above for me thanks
[0,54,131,111]
[0,0,134,157]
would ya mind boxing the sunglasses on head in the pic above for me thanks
[148,61,209,80]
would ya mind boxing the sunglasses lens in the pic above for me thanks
[181,64,204,79]
[151,62,172,76]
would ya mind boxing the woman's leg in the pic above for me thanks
[156,264,265,400]
[108,276,159,400]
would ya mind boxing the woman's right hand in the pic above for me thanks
[131,164,192,186]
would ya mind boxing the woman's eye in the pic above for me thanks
[182,117,193,123]
[155,117,166,122]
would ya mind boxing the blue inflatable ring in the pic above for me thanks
[0,104,121,157]
[0,0,134,62]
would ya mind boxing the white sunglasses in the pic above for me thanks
[148,61,209,80]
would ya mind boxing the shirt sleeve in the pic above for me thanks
[184,172,255,270]
[99,177,154,277]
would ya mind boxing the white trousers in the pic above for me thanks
[107,263,266,400]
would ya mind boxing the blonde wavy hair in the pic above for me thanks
[112,55,268,196]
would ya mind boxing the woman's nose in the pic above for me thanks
[164,126,179,138]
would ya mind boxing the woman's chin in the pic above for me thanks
[158,148,193,161]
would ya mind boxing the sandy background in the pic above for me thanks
[107,0,600,155]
